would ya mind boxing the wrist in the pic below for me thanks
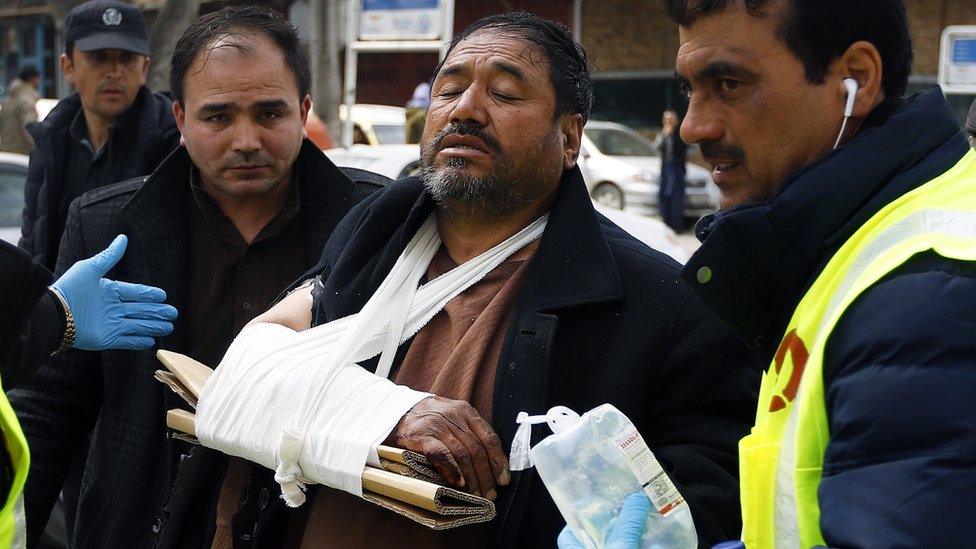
[48,286,76,354]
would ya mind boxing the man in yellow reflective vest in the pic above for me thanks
[662,0,976,546]
[0,237,176,547]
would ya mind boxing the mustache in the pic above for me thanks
[699,141,745,163]
[98,83,125,92]
[430,121,502,154]
[222,154,272,169]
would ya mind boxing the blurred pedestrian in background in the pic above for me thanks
[655,109,687,231]
[404,81,430,144]
[0,66,40,155]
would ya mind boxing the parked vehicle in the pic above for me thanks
[0,152,28,244]
[326,143,421,180]
[324,144,690,263]
[35,97,58,121]
[580,120,718,221]
[339,104,407,145]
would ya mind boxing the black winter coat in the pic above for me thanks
[231,166,760,548]
[19,86,180,271]
[8,142,384,548]
[683,87,976,547]
[0,240,59,389]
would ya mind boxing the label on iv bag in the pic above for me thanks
[614,428,686,516]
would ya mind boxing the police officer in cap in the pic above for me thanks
[20,0,179,271]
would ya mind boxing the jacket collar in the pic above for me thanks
[31,86,156,141]
[518,165,624,312]
[123,139,355,260]
[683,87,970,358]
[293,140,360,265]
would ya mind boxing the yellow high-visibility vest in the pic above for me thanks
[740,149,976,548]
[0,386,28,548]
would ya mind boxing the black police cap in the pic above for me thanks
[64,0,150,57]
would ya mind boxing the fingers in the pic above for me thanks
[120,302,178,321]
[466,413,510,487]
[107,335,157,350]
[434,420,492,498]
[413,437,464,489]
[88,234,128,277]
[120,318,174,338]
[111,281,168,303]
[557,525,587,549]
[606,493,651,549]
[388,397,507,499]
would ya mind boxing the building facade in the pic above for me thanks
[2,0,974,129]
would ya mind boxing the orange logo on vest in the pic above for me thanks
[769,329,809,412]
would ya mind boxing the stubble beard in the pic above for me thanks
[419,145,530,221]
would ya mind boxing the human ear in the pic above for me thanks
[60,53,74,85]
[300,94,312,127]
[560,113,584,169]
[173,101,186,136]
[833,41,885,119]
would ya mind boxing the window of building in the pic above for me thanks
[590,74,688,132]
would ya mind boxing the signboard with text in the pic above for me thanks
[360,0,443,41]
[939,26,976,94]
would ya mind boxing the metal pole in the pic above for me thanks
[342,0,358,148]
[440,0,455,60]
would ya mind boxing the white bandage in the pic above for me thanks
[195,214,548,506]
[196,322,432,500]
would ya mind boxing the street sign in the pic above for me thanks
[360,0,444,41]
[939,26,976,94]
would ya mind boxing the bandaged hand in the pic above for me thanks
[385,395,510,500]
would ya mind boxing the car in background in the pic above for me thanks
[326,143,421,180]
[324,144,691,263]
[36,97,58,121]
[0,152,28,244]
[580,120,718,222]
[339,104,406,145]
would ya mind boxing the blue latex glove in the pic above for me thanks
[557,492,652,549]
[52,235,178,351]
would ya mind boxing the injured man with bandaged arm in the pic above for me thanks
[161,12,761,548]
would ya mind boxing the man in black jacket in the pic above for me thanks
[218,12,759,548]
[666,0,976,546]
[9,7,385,547]
[19,0,180,270]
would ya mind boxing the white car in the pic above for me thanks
[0,152,28,244]
[36,97,58,121]
[339,104,407,145]
[324,144,691,263]
[326,143,421,180]
[580,120,718,220]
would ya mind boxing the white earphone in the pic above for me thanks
[833,78,859,149]
[843,78,858,117]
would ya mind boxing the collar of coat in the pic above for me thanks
[28,86,165,144]
[682,87,971,360]
[121,140,360,262]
